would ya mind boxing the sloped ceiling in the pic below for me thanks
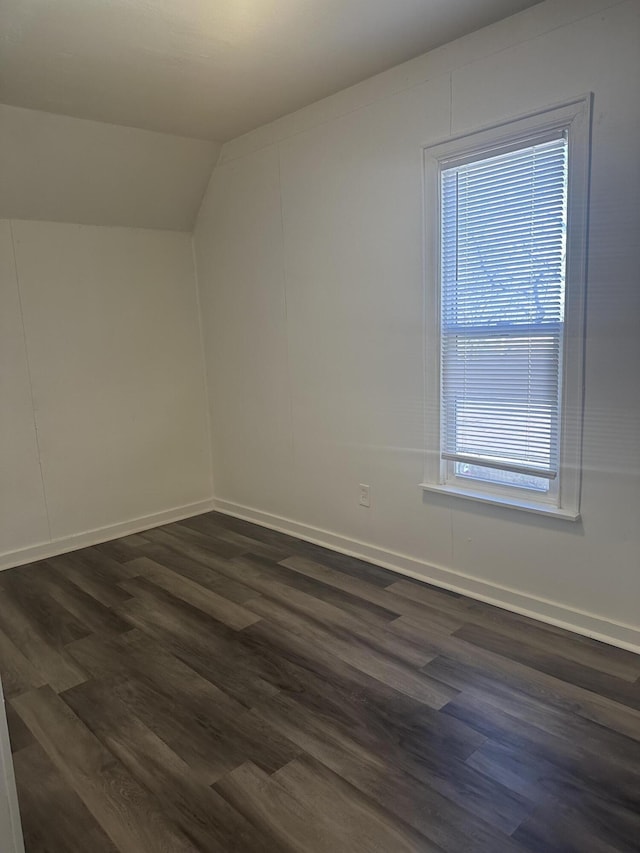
[1,0,544,142]
[0,104,219,230]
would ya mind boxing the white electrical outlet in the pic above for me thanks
[358,484,370,507]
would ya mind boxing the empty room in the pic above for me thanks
[1,0,639,851]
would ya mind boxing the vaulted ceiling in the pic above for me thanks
[1,0,543,142]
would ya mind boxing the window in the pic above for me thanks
[422,98,591,519]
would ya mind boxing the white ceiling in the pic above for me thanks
[0,0,543,142]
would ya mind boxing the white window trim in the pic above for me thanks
[420,96,592,520]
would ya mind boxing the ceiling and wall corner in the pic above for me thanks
[0,1,544,230]
[1,0,544,142]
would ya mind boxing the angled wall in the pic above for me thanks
[0,104,219,231]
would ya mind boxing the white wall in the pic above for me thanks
[194,0,640,650]
[0,104,219,231]
[1,220,212,569]
[0,223,49,559]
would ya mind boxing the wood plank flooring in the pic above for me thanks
[2,511,640,852]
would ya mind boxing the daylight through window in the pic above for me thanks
[422,99,590,517]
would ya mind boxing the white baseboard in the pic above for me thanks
[4,494,638,655]
[213,497,640,655]
[0,499,215,572]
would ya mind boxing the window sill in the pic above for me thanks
[419,482,580,521]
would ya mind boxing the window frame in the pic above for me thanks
[421,97,592,520]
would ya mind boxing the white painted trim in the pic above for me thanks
[0,499,214,572]
[422,96,591,517]
[218,0,620,164]
[0,679,24,853]
[212,497,640,654]
[419,482,580,521]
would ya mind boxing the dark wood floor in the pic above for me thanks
[1,512,640,852]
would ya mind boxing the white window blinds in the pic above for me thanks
[440,134,568,484]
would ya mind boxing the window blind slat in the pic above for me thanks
[440,136,568,479]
